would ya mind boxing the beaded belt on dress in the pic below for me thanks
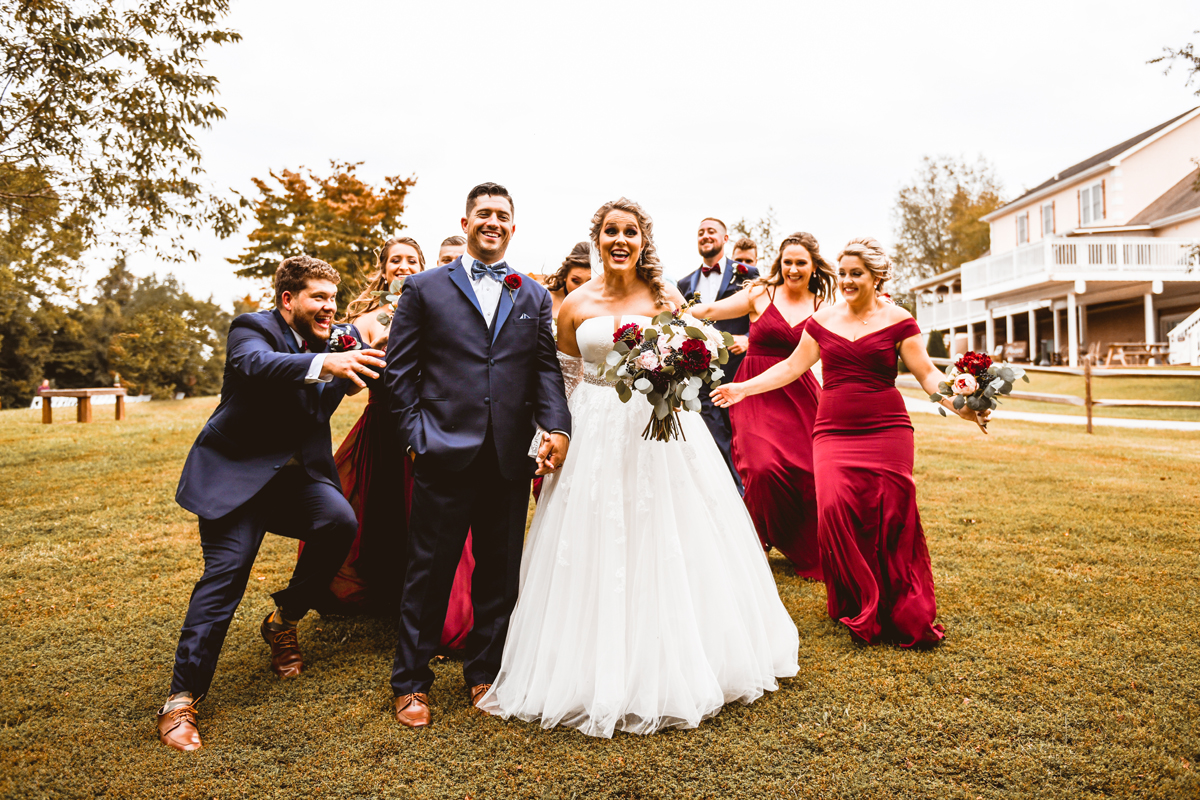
[583,372,618,387]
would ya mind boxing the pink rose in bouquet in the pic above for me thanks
[951,374,978,395]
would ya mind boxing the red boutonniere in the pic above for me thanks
[734,263,749,277]
[504,273,522,290]
[329,327,362,353]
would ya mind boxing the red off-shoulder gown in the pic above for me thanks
[806,317,944,647]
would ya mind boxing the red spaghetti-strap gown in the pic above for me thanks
[729,299,822,579]
[806,317,944,647]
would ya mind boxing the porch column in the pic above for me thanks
[1005,314,1015,344]
[1067,292,1079,368]
[1028,304,1039,361]
[985,309,996,354]
[1079,304,1088,351]
[966,321,976,352]
[948,325,958,358]
[1144,292,1157,365]
[1053,307,1061,352]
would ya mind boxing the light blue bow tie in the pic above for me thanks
[470,261,508,282]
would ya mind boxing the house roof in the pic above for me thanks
[985,107,1200,220]
[1127,167,1200,226]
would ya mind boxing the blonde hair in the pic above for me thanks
[837,237,894,291]
[589,198,669,307]
[341,237,426,323]
[754,231,835,300]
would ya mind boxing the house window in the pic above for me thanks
[1080,182,1105,225]
[1042,202,1054,235]
[1017,212,1028,244]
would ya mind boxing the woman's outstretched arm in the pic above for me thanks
[899,335,990,433]
[711,330,819,407]
[689,284,760,322]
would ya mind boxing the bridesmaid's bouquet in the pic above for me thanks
[599,298,733,442]
[929,351,1028,417]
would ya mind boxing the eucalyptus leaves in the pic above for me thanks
[599,299,734,441]
[929,351,1028,417]
[372,277,406,327]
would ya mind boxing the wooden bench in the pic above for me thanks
[38,388,128,424]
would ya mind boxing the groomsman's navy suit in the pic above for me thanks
[171,309,360,698]
[385,257,570,695]
[677,257,759,493]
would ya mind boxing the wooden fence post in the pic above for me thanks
[1084,358,1093,434]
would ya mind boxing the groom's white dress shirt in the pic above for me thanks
[287,326,331,384]
[461,255,505,328]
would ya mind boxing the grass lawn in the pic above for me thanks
[1,394,1197,799]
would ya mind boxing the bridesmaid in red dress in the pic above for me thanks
[714,237,989,647]
[689,232,836,579]
[304,237,474,651]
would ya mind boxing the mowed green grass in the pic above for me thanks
[0,395,1197,799]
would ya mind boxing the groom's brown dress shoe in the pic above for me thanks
[394,693,431,728]
[261,614,303,678]
[156,701,202,752]
[469,683,492,711]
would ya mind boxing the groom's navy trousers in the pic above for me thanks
[171,310,359,698]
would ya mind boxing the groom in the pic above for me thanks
[385,182,571,728]
[159,256,385,751]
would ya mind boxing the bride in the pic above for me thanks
[478,198,799,737]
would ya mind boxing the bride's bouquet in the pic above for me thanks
[929,351,1028,417]
[599,298,733,442]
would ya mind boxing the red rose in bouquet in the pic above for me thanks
[614,322,642,346]
[678,338,710,372]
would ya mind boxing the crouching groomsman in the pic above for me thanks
[678,217,758,493]
[157,255,386,751]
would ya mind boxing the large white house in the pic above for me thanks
[913,107,1200,366]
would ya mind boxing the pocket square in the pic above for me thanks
[519,313,533,319]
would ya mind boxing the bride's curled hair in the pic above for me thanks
[588,197,669,307]
[837,237,895,292]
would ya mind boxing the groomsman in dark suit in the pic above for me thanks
[677,218,759,493]
[158,256,385,752]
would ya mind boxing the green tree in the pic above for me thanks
[229,161,416,308]
[0,0,243,262]
[731,206,780,267]
[891,156,1004,287]
[105,275,230,398]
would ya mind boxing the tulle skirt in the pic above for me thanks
[479,380,799,737]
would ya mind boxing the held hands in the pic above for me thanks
[535,432,570,476]
[727,334,749,355]
[320,349,386,389]
[710,383,745,408]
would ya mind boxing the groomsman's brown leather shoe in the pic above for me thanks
[469,683,492,711]
[394,693,431,728]
[156,700,202,752]
[261,614,303,678]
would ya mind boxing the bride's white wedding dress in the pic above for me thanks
[479,315,799,738]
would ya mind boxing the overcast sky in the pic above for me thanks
[125,0,1200,305]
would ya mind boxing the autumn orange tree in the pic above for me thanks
[229,161,417,308]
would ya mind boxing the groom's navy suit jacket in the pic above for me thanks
[175,309,360,520]
[384,257,571,481]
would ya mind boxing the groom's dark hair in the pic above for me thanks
[466,182,514,216]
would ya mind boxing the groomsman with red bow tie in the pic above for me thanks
[677,217,758,493]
